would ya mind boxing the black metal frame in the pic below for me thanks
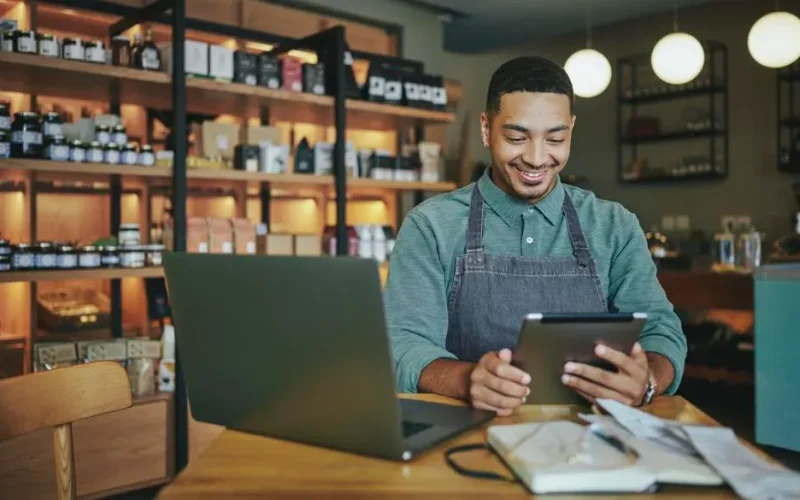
[28,0,438,478]
[616,40,729,184]
[778,62,800,172]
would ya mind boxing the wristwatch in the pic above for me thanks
[638,369,657,407]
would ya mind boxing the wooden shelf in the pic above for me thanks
[622,129,725,144]
[0,158,172,178]
[620,85,725,104]
[349,178,456,191]
[0,267,164,284]
[0,52,455,126]
[621,172,726,184]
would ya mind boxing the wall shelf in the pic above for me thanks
[778,63,799,172]
[621,172,726,184]
[620,85,725,105]
[0,267,164,284]
[621,129,725,144]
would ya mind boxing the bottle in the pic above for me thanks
[372,224,387,263]
[139,29,161,71]
[130,34,142,68]
[158,323,176,392]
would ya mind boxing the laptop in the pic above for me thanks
[162,253,493,461]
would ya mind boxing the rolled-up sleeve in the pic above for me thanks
[384,212,456,393]
[608,210,687,394]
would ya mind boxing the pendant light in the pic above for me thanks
[747,0,800,68]
[651,4,705,85]
[564,6,612,98]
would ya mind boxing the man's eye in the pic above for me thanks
[505,136,525,143]
[547,138,565,145]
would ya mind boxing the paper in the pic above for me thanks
[682,426,800,500]
[596,399,697,457]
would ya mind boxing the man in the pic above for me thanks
[384,56,686,416]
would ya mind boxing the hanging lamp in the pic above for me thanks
[564,6,612,98]
[651,3,705,85]
[747,0,800,68]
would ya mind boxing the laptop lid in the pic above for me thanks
[163,253,407,460]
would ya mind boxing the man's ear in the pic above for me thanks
[571,114,577,129]
[480,112,490,148]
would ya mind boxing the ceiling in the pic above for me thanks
[396,0,718,53]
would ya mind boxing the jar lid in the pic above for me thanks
[0,239,9,245]
[0,255,10,262]
[86,40,104,48]
[95,124,110,130]
[58,244,75,252]
[43,111,61,119]
[113,35,129,42]
[105,143,121,150]
[80,245,98,252]
[101,245,118,252]
[15,111,39,119]
[35,241,53,249]
[141,144,153,152]
[63,37,83,44]
[113,124,126,131]
[70,139,84,147]
[36,32,56,39]
[147,244,166,251]
[0,130,8,139]
[89,141,102,148]
[13,30,34,36]
[120,244,144,251]
[13,243,31,251]
[124,142,138,150]
[0,102,8,111]
[120,223,139,229]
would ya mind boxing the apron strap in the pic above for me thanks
[562,192,591,269]
[465,185,486,255]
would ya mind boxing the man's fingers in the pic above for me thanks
[561,373,634,406]
[469,384,525,410]
[483,372,530,399]
[498,348,513,363]
[485,355,531,385]
[595,344,643,376]
[630,342,648,365]
[473,400,512,417]
[563,361,637,398]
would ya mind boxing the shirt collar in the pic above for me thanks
[477,166,565,227]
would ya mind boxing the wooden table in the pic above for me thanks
[159,394,741,499]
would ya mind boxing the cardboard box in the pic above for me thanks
[209,45,234,82]
[207,217,234,254]
[314,142,333,176]
[231,218,256,255]
[280,57,303,92]
[257,53,280,89]
[234,50,257,86]
[160,40,209,77]
[294,234,322,256]
[234,144,260,172]
[200,121,240,160]
[260,142,289,173]
[241,125,282,146]
[187,217,209,254]
[266,234,293,256]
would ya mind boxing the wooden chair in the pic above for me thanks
[0,361,133,500]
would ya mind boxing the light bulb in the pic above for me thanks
[564,48,612,98]
[748,11,800,69]
[651,32,705,85]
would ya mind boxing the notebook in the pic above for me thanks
[487,420,722,494]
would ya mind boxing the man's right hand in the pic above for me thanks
[469,348,531,416]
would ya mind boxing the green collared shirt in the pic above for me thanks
[384,169,686,395]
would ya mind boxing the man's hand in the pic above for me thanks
[561,342,649,406]
[469,348,531,416]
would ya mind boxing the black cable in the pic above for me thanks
[443,444,519,484]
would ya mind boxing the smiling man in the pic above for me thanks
[384,56,686,415]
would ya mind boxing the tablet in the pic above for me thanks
[512,312,647,406]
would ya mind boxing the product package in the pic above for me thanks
[257,53,281,89]
[126,338,161,397]
[313,141,333,175]
[207,217,234,254]
[158,324,176,393]
[364,64,387,102]
[233,50,257,86]
[198,121,240,161]
[234,144,260,172]
[241,124,282,146]
[383,70,403,106]
[418,141,442,182]
[266,234,293,256]
[302,63,325,95]
[34,342,77,372]
[294,137,314,174]
[187,217,209,253]
[209,44,234,82]
[231,218,256,255]
[160,40,209,77]
[260,141,289,173]
[280,57,303,92]
[294,234,322,256]
[86,340,128,368]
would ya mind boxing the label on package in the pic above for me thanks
[0,142,9,158]
[63,44,84,61]
[85,46,105,63]
[104,149,120,164]
[35,252,56,268]
[70,147,86,163]
[16,34,35,53]
[222,242,233,254]
[198,242,209,254]
[141,47,160,70]
[11,130,43,145]
[385,81,402,103]
[122,150,138,165]
[39,40,58,57]
[44,122,63,138]
[0,116,10,130]
[246,241,255,254]
[96,130,110,145]
[48,144,69,161]
[1,38,12,52]
[87,148,104,163]
[113,132,127,146]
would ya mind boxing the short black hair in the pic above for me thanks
[485,56,574,115]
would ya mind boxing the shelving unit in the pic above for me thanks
[778,61,800,172]
[616,41,729,184]
[0,0,458,492]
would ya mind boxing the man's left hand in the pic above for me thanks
[561,342,648,406]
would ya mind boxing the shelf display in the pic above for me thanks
[0,238,163,272]
[38,288,111,332]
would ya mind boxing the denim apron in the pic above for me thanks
[445,185,608,362]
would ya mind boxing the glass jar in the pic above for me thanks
[111,35,131,67]
[121,142,138,165]
[0,255,9,273]
[34,242,57,269]
[0,102,10,131]
[56,244,78,269]
[10,111,43,158]
[11,243,35,270]
[118,223,141,246]
[12,30,36,54]
[0,30,11,52]
[42,112,63,139]
[45,135,70,162]
[78,245,101,268]
[112,124,127,146]
[37,33,59,57]
[120,245,145,268]
[0,130,9,159]
[0,239,9,256]
[95,124,111,145]
[145,244,165,266]
[100,245,120,268]
[84,40,105,64]
[104,143,121,164]
[69,140,86,163]
[62,37,85,61]
[86,141,104,163]
[139,144,155,166]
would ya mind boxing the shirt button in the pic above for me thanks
[526,237,534,244]
[527,207,535,213]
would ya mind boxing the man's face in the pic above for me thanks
[480,92,575,203]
